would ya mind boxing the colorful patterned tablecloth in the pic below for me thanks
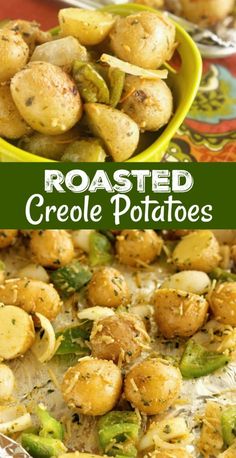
[1,0,236,162]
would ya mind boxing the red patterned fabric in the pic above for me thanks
[1,0,236,162]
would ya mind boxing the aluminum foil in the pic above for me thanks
[0,434,31,458]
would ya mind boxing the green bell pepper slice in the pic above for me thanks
[180,340,229,379]
[89,232,113,267]
[98,411,140,458]
[50,260,92,297]
[209,267,236,283]
[73,61,110,104]
[55,321,92,356]
[21,433,66,458]
[221,406,236,446]
[36,405,64,440]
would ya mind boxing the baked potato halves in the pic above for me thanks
[0,305,35,360]
[110,12,175,69]
[84,103,139,161]
[0,29,29,83]
[120,76,173,131]
[180,0,234,26]
[153,288,209,338]
[10,62,82,135]
[0,85,31,139]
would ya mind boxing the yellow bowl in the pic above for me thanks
[0,3,202,163]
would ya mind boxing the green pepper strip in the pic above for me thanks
[98,411,140,458]
[179,340,229,379]
[108,68,125,107]
[55,321,92,355]
[36,405,64,440]
[73,61,110,104]
[89,231,113,267]
[221,406,236,446]
[209,267,236,283]
[21,433,66,458]
[50,260,92,297]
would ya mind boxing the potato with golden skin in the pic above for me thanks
[0,85,31,139]
[172,230,220,273]
[84,103,139,162]
[4,19,51,55]
[124,358,182,415]
[90,312,150,364]
[152,451,192,458]
[62,357,122,415]
[208,282,236,326]
[0,29,29,83]
[10,62,82,135]
[120,76,173,131]
[153,288,208,338]
[116,230,163,267]
[87,267,130,308]
[110,12,175,69]
[180,0,234,26]
[0,305,35,360]
[0,230,18,249]
[0,278,61,320]
[29,230,75,269]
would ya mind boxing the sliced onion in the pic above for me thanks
[100,54,168,79]
[31,313,56,363]
[77,306,115,322]
[139,417,189,451]
[0,405,32,434]
[71,230,95,252]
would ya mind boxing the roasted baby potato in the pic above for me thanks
[153,288,209,338]
[62,357,122,415]
[0,29,29,83]
[172,230,220,273]
[4,19,51,54]
[29,230,75,268]
[116,230,163,267]
[84,103,140,161]
[180,0,234,26]
[90,312,150,363]
[0,229,18,248]
[18,129,80,160]
[110,12,176,69]
[11,62,82,135]
[208,282,236,326]
[0,305,35,360]
[120,76,173,131]
[59,9,115,46]
[0,278,61,320]
[124,358,182,414]
[0,85,31,139]
[87,267,130,308]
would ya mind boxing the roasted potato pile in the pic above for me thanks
[0,229,235,457]
[0,8,176,161]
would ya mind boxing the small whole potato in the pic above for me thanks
[0,85,31,139]
[0,278,61,320]
[90,312,150,364]
[62,357,122,415]
[84,103,140,162]
[124,358,182,414]
[120,76,173,131]
[153,288,209,338]
[151,451,192,458]
[116,230,163,267]
[87,267,130,308]
[29,230,75,269]
[208,282,236,326]
[180,0,234,26]
[110,12,176,69]
[11,62,82,135]
[172,230,220,273]
[0,29,29,83]
[0,230,18,248]
[161,270,211,295]
[0,364,15,400]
